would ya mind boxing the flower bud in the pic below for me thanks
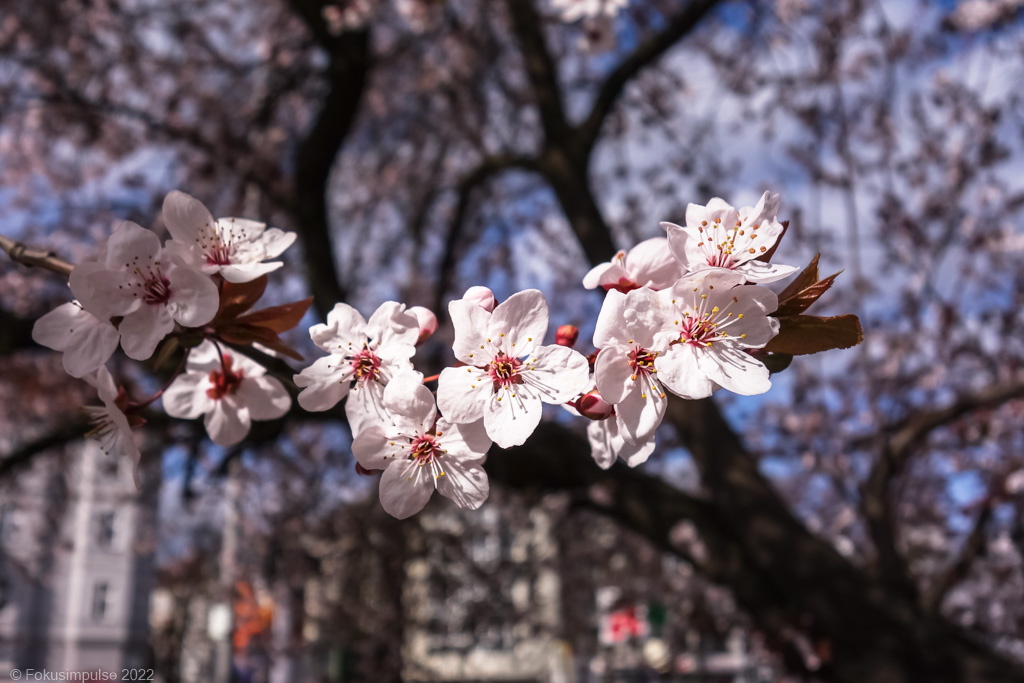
[575,389,614,421]
[462,285,497,312]
[407,306,438,346]
[555,324,579,348]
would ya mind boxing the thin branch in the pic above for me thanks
[861,379,1024,587]
[0,420,89,479]
[578,0,723,149]
[925,496,994,613]
[432,155,539,314]
[0,233,74,277]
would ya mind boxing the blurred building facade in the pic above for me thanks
[0,440,157,679]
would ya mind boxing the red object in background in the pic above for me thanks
[233,581,274,652]
[601,606,648,644]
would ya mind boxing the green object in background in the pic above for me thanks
[647,600,667,637]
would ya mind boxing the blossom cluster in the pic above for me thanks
[33,192,298,480]
[29,189,845,521]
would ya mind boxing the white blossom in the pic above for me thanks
[32,301,119,378]
[163,341,290,446]
[582,237,684,293]
[655,270,779,399]
[593,287,675,444]
[82,367,142,487]
[662,192,797,283]
[162,191,296,284]
[353,374,491,519]
[437,289,590,448]
[72,221,220,361]
[293,301,419,435]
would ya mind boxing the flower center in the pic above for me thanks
[675,298,746,348]
[206,244,234,266]
[629,347,658,380]
[206,356,245,400]
[410,435,441,464]
[142,272,172,306]
[694,216,764,269]
[350,347,382,382]
[488,353,524,390]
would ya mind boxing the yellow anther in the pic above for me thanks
[711,306,720,314]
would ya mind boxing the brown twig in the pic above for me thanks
[0,233,74,278]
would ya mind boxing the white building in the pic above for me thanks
[0,440,157,679]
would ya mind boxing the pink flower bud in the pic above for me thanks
[407,306,438,346]
[462,285,497,312]
[575,389,614,421]
[556,324,579,348]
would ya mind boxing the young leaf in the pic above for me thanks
[774,254,844,317]
[763,314,863,355]
[213,276,269,323]
[233,297,314,334]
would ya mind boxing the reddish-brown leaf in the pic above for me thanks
[763,314,863,355]
[776,254,821,302]
[233,297,314,334]
[773,254,845,317]
[216,324,305,361]
[214,276,268,323]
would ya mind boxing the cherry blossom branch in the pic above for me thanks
[0,233,74,277]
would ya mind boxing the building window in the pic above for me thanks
[91,582,109,621]
[96,512,116,549]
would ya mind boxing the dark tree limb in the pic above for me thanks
[433,154,539,315]
[288,1,373,317]
[578,0,723,150]
[861,379,1024,589]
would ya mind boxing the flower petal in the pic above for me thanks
[162,191,215,244]
[656,344,715,399]
[379,460,435,519]
[237,375,291,421]
[352,425,395,470]
[614,376,666,445]
[698,346,771,396]
[436,418,491,460]
[119,303,176,361]
[260,228,297,259]
[734,260,799,284]
[624,237,685,290]
[162,373,214,419]
[295,355,351,411]
[382,373,436,431]
[483,390,543,448]
[448,298,492,364]
[165,264,219,327]
[436,365,490,424]
[218,262,283,283]
[311,303,367,350]
[489,289,548,356]
[346,381,388,437]
[521,344,590,405]
[593,346,633,404]
[204,399,251,446]
[104,221,163,271]
[436,458,489,510]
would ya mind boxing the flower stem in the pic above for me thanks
[0,233,74,277]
